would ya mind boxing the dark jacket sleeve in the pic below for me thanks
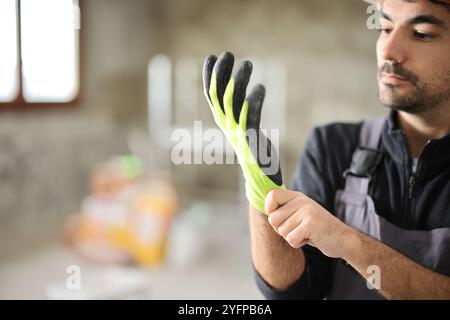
[254,123,360,299]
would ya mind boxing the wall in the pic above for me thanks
[0,0,387,258]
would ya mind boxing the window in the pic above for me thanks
[0,0,80,107]
[0,0,18,102]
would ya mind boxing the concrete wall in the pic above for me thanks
[0,0,388,257]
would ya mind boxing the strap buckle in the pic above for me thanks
[343,146,383,179]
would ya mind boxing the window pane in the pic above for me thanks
[0,0,19,102]
[21,0,79,102]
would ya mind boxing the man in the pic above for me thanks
[203,0,450,300]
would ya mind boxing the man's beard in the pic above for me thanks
[377,62,450,115]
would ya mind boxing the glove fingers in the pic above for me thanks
[202,54,217,103]
[213,52,234,114]
[246,83,266,131]
[232,60,253,123]
[246,84,283,186]
[257,134,283,186]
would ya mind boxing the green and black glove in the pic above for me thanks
[202,51,285,214]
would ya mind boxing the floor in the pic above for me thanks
[0,204,263,300]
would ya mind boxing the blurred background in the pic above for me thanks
[0,0,387,299]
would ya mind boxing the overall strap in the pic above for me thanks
[344,118,385,195]
[359,117,385,149]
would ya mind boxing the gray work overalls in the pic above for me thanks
[328,118,450,299]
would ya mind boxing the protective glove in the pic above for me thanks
[202,51,285,214]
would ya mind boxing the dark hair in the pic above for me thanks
[428,0,450,10]
[380,0,450,11]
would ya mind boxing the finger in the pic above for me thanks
[297,239,309,247]
[254,133,283,186]
[276,211,302,239]
[245,83,265,131]
[231,60,253,123]
[202,54,217,104]
[286,223,309,249]
[212,51,234,114]
[267,196,303,229]
[265,189,300,214]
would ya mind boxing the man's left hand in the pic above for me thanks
[266,189,353,259]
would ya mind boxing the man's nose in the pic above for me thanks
[379,28,407,64]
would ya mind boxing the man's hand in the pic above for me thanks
[266,189,353,258]
[266,189,450,299]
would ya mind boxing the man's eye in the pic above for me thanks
[414,32,435,41]
[378,28,392,35]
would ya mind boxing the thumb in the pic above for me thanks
[264,189,299,214]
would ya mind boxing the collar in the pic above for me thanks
[381,110,450,177]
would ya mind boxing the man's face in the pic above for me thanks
[376,0,450,114]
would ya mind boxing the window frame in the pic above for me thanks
[0,0,83,111]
